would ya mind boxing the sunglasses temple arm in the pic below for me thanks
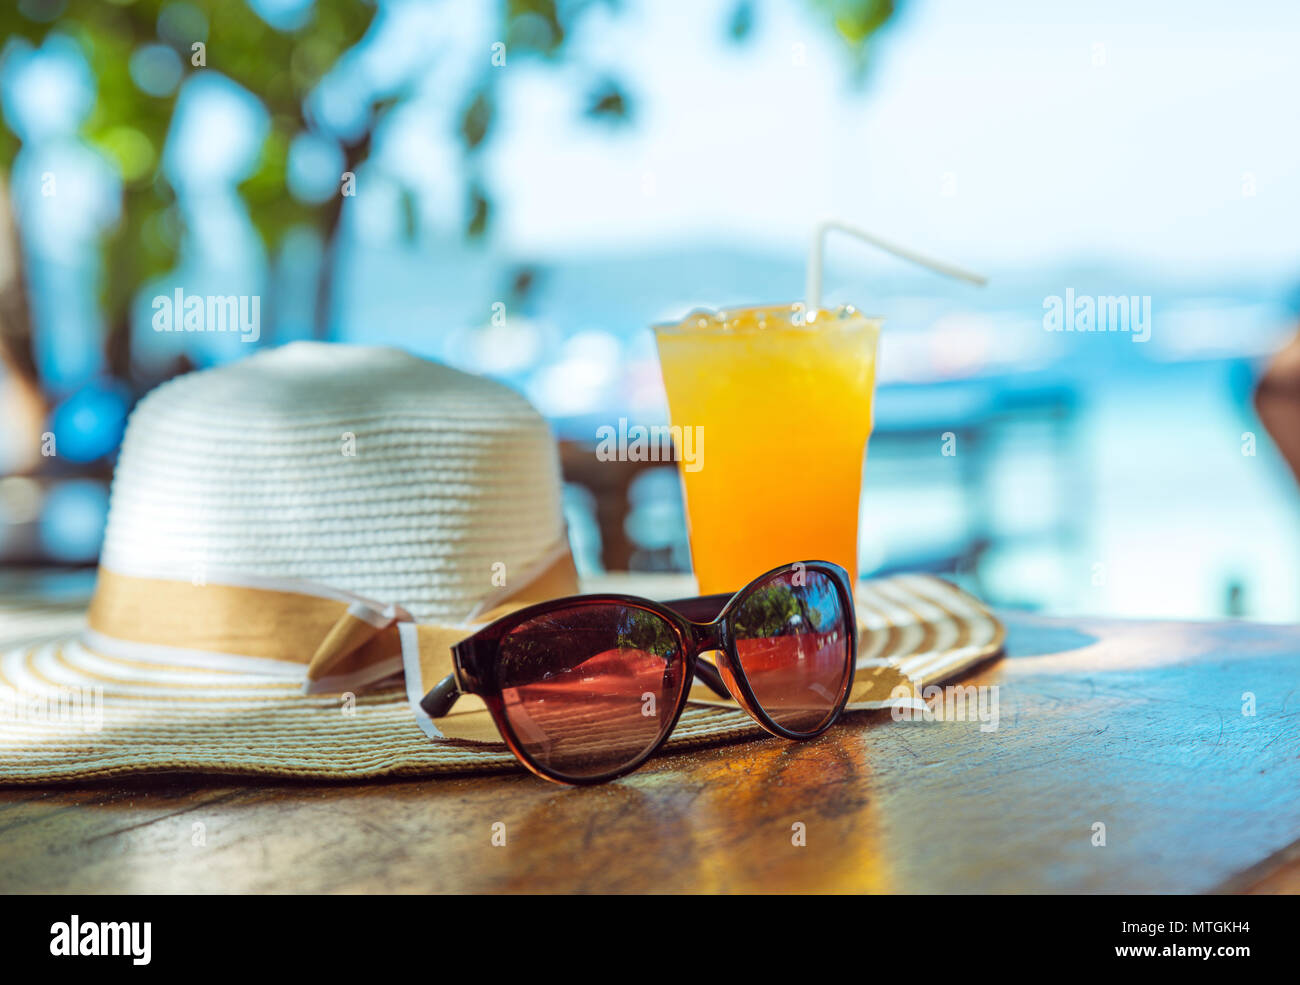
[692,658,731,700]
[419,673,461,718]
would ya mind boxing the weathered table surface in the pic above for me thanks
[1,611,1297,893]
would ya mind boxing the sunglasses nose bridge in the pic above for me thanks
[687,618,726,653]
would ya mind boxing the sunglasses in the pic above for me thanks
[420,560,857,785]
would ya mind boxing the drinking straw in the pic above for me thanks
[805,219,987,312]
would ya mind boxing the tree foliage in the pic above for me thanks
[0,0,900,375]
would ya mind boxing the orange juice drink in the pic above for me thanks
[654,304,881,594]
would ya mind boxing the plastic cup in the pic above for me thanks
[654,303,881,594]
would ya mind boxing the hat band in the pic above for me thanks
[81,542,580,744]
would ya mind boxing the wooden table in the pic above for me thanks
[1,611,1297,893]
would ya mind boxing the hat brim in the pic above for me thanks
[0,575,1003,784]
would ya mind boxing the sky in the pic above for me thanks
[11,0,1298,389]
[463,0,1300,279]
[10,0,1300,290]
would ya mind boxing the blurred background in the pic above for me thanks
[2,0,1300,621]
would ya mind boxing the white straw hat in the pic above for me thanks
[98,341,566,625]
[0,343,1004,782]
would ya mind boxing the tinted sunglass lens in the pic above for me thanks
[730,569,852,734]
[496,604,685,780]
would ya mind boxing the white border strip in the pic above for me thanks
[399,621,443,740]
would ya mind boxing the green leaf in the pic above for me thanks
[466,183,489,239]
[728,1,754,42]
[586,80,630,123]
[506,0,563,56]
[459,87,494,152]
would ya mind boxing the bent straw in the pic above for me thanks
[805,219,987,312]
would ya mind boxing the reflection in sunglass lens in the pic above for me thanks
[497,604,685,779]
[730,569,852,734]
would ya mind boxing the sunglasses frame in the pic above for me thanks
[423,560,858,785]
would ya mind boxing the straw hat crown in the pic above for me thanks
[99,342,566,623]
